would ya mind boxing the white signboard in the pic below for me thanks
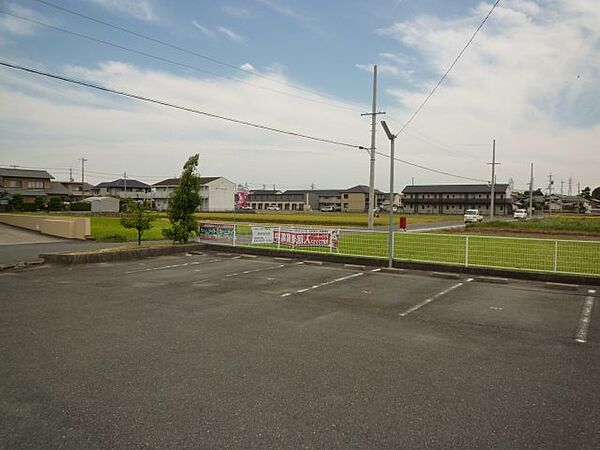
[251,226,276,244]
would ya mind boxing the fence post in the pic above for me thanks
[553,240,558,272]
[277,226,281,251]
[465,235,469,267]
[232,223,237,247]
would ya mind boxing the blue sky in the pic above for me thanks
[0,0,598,191]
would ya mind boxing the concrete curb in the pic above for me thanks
[40,243,206,265]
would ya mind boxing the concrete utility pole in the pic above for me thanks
[568,177,573,196]
[577,182,581,195]
[361,65,385,229]
[487,140,501,219]
[381,121,396,269]
[69,167,73,183]
[78,157,87,186]
[560,179,564,196]
[548,174,554,215]
[124,172,127,195]
[529,163,534,216]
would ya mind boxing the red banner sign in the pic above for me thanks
[273,229,338,248]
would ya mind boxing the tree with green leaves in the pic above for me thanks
[34,196,45,211]
[163,154,202,243]
[582,186,591,199]
[120,200,153,246]
[592,186,600,200]
[10,193,24,211]
[47,196,63,211]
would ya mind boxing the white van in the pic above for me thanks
[464,209,483,223]
[320,206,335,212]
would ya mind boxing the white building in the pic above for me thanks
[92,179,152,200]
[83,196,120,213]
[152,176,235,212]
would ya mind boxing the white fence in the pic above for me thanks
[197,222,600,277]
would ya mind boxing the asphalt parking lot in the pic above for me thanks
[1,251,599,449]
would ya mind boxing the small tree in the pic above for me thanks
[592,186,600,200]
[34,196,45,211]
[48,196,63,211]
[582,186,591,199]
[163,154,202,243]
[10,193,24,211]
[120,200,153,245]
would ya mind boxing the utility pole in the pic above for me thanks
[69,167,73,183]
[568,177,572,196]
[487,140,501,219]
[412,176,415,186]
[529,163,534,216]
[548,174,554,215]
[577,182,581,196]
[361,65,385,229]
[78,157,87,186]
[124,171,127,195]
[560,179,564,196]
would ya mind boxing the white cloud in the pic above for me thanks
[217,26,244,43]
[373,0,600,188]
[356,63,414,80]
[0,61,372,188]
[256,0,302,19]
[88,0,158,22]
[223,6,253,19]
[192,21,216,39]
[0,3,53,36]
[240,63,256,72]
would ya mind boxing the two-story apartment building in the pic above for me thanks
[402,184,512,215]
[152,176,235,211]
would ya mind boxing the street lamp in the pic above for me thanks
[381,121,396,268]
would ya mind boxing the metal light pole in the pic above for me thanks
[381,121,396,268]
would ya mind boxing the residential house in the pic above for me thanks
[59,181,95,201]
[0,167,70,208]
[340,185,387,213]
[152,176,235,212]
[93,179,152,200]
[402,184,512,215]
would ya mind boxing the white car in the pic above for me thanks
[513,209,528,220]
[320,206,335,212]
[464,209,483,223]
[266,205,280,211]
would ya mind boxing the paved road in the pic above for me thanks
[1,252,598,449]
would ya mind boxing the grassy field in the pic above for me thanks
[194,212,454,227]
[91,216,170,242]
[240,230,600,276]
[469,215,600,233]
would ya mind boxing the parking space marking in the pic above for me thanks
[575,289,596,344]
[125,256,233,274]
[225,264,285,278]
[281,272,365,298]
[399,278,473,317]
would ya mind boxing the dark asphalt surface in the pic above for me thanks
[0,241,127,266]
[1,252,598,449]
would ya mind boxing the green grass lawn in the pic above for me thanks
[469,215,600,233]
[194,212,454,227]
[91,216,170,242]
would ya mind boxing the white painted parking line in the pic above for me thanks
[575,290,596,344]
[224,264,285,278]
[281,272,364,298]
[399,278,474,317]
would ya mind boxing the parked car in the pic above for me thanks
[266,205,280,211]
[320,206,335,212]
[464,209,483,223]
[513,208,528,220]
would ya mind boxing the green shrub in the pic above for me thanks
[23,203,38,212]
[70,201,91,211]
[47,196,64,211]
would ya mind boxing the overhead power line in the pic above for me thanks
[0,9,363,114]
[0,60,489,183]
[31,0,366,112]
[0,60,363,149]
[374,150,488,182]
[396,0,501,135]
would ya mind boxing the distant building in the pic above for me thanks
[402,184,512,215]
[82,196,120,213]
[92,179,152,200]
[248,185,397,212]
[152,176,235,212]
[0,167,70,207]
[59,181,95,200]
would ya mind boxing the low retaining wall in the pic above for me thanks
[0,214,91,240]
[41,243,205,264]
